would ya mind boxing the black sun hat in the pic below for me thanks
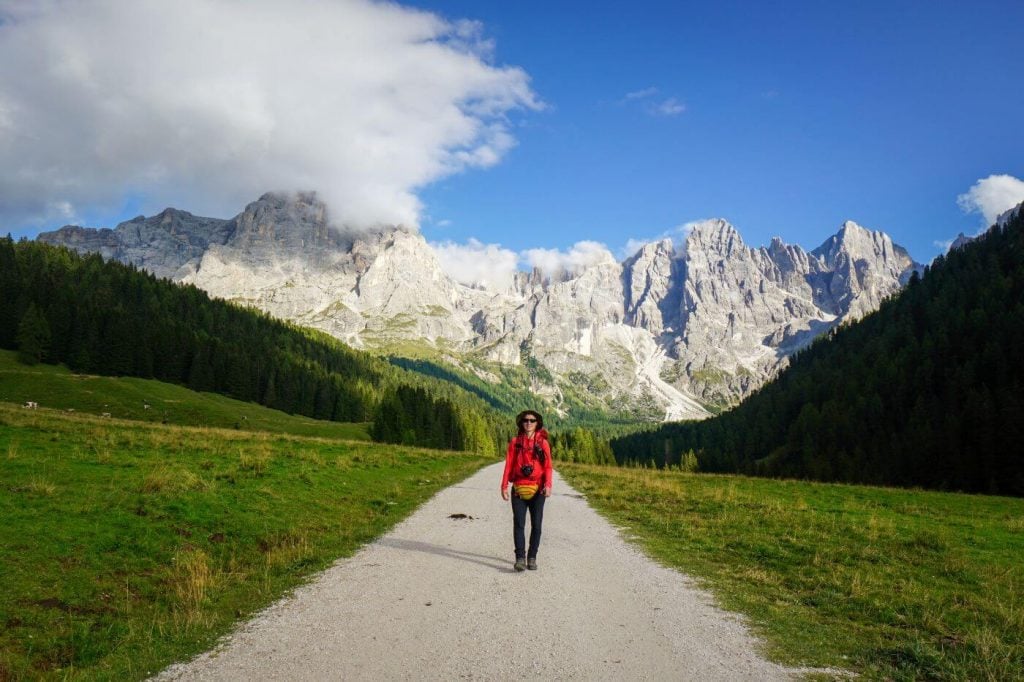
[515,410,544,431]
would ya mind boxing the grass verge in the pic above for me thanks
[0,404,489,679]
[0,350,370,440]
[559,464,1024,681]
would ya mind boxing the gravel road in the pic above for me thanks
[155,462,810,680]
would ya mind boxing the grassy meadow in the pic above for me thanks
[0,350,370,441]
[560,464,1024,681]
[0,403,490,679]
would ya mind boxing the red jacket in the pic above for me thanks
[501,429,553,492]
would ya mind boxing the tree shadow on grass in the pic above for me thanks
[376,538,514,573]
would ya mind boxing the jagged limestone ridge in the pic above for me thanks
[38,193,922,421]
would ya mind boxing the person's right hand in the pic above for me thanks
[501,487,509,501]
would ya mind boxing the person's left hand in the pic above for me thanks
[542,486,552,497]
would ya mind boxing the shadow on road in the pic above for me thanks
[377,538,514,573]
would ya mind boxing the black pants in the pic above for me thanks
[511,491,545,559]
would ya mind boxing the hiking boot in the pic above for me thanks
[527,557,537,570]
[514,558,526,572]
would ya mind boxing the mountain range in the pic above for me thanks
[38,192,922,421]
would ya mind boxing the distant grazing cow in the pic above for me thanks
[23,401,38,409]
[101,412,111,419]
[143,403,151,410]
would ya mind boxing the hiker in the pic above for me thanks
[500,409,553,571]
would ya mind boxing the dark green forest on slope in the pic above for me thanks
[0,238,502,452]
[611,208,1024,496]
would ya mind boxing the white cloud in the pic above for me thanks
[431,238,519,290]
[653,97,686,116]
[622,237,653,258]
[50,201,77,221]
[624,87,658,100]
[522,240,615,276]
[620,221,701,259]
[0,0,540,231]
[933,238,954,252]
[957,174,1024,227]
[621,87,686,117]
[433,237,619,289]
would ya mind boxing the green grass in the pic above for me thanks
[0,404,490,679]
[559,464,1024,681]
[0,350,370,440]
[690,367,731,384]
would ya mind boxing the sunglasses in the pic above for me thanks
[521,418,538,423]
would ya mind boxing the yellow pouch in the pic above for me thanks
[513,483,539,500]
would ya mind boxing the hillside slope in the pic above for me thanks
[0,350,369,440]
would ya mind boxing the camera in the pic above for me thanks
[520,464,534,477]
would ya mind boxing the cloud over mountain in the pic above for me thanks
[523,240,615,275]
[432,238,617,289]
[620,221,702,258]
[957,174,1024,227]
[431,238,519,290]
[0,0,539,231]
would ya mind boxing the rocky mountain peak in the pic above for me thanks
[684,218,743,256]
[38,206,230,280]
[633,237,674,260]
[813,220,899,264]
[949,233,974,251]
[227,191,342,252]
[808,220,921,319]
[838,219,868,234]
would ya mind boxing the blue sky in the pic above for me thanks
[2,0,1022,265]
[415,0,1024,260]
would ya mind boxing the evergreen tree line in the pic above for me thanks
[369,384,497,453]
[548,427,616,465]
[0,238,508,452]
[609,209,1024,496]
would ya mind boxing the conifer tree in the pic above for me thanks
[16,303,50,365]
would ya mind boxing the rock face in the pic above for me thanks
[997,201,1023,228]
[657,219,919,405]
[38,192,922,421]
[39,209,231,280]
[949,233,974,251]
